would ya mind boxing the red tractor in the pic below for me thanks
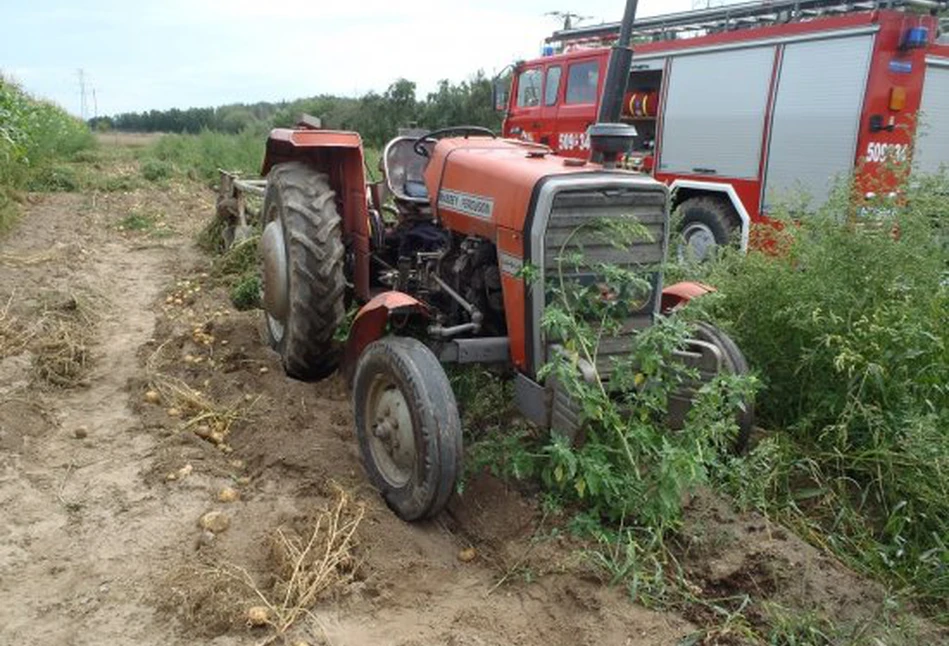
[250,0,752,521]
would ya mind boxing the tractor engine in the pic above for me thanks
[375,224,506,337]
[371,134,511,339]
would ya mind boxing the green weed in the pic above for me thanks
[26,163,82,192]
[118,212,156,232]
[683,172,949,618]
[1,75,95,220]
[138,129,265,184]
[229,274,260,311]
[140,158,174,182]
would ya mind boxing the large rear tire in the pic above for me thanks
[260,162,346,381]
[353,337,462,521]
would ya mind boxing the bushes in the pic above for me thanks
[139,128,265,183]
[689,175,949,614]
[140,158,174,182]
[1,76,95,225]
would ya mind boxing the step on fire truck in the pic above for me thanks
[499,0,949,259]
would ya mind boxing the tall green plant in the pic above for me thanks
[0,76,94,227]
[687,174,949,615]
[521,218,754,535]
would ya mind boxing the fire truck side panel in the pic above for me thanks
[853,18,931,196]
[657,45,776,180]
[763,32,876,210]
[505,8,948,242]
[915,59,949,174]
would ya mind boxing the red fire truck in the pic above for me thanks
[500,0,949,259]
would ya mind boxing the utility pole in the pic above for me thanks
[77,68,87,120]
[92,88,98,120]
[545,11,592,31]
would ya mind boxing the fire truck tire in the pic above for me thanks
[676,197,738,262]
[353,336,462,521]
[691,322,755,454]
[260,162,346,381]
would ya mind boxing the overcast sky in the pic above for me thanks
[1,0,718,117]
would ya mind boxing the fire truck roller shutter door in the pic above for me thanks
[914,60,949,174]
[659,46,776,179]
[763,34,874,210]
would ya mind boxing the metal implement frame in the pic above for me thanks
[217,169,267,235]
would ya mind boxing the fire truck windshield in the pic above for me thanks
[516,69,542,108]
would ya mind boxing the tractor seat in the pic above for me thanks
[383,136,433,204]
[403,180,429,200]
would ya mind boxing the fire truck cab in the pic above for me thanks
[501,0,949,259]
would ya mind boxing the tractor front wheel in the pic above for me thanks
[260,162,346,380]
[353,337,462,521]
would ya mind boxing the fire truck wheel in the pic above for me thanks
[676,197,737,263]
[260,162,346,381]
[691,322,755,454]
[353,336,462,521]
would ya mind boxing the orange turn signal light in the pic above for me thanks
[889,86,906,111]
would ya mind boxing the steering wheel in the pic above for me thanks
[413,126,497,157]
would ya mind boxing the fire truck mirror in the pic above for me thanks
[493,80,509,113]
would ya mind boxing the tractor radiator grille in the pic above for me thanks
[542,186,668,377]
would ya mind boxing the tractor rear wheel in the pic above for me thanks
[260,162,346,380]
[676,197,738,262]
[353,336,462,521]
[691,322,755,453]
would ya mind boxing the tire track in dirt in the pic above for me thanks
[0,190,235,646]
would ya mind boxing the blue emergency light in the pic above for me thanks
[901,26,929,49]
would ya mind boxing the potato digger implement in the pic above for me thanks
[215,0,755,522]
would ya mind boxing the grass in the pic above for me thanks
[681,173,949,620]
[138,129,266,184]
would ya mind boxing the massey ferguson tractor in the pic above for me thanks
[240,0,753,521]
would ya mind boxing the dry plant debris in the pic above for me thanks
[0,294,33,359]
[0,290,103,388]
[234,486,364,642]
[31,291,103,388]
[145,339,253,445]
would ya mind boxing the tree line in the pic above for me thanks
[89,72,502,148]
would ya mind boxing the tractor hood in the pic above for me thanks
[423,137,638,234]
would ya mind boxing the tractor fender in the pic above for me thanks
[343,292,430,381]
[261,128,364,176]
[660,281,716,315]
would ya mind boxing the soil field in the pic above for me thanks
[0,140,944,646]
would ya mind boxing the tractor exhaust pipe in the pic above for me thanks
[597,0,639,125]
[590,0,640,167]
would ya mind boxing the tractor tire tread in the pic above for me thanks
[264,162,346,381]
